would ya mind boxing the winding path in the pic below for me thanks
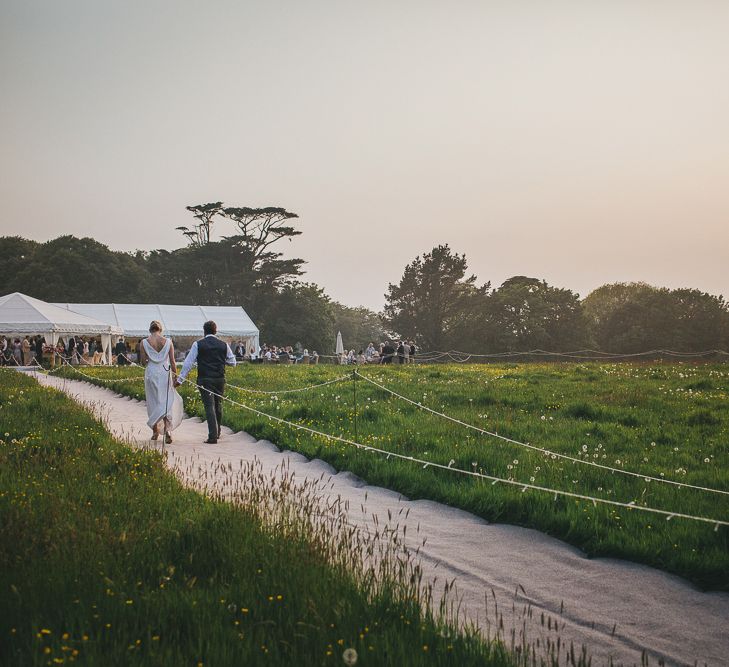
[35,373,729,666]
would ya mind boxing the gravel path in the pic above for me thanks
[35,373,729,666]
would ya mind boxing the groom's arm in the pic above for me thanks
[177,342,199,383]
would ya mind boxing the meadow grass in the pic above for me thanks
[0,369,519,666]
[52,361,729,591]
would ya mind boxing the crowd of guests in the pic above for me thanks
[342,340,417,365]
[0,335,126,367]
[1,334,418,368]
[230,339,417,366]
[65,336,115,364]
[0,335,46,366]
[241,343,321,364]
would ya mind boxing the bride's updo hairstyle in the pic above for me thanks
[149,320,163,334]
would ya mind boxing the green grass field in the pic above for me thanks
[0,369,518,666]
[52,360,729,592]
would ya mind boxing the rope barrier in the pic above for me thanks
[414,348,729,362]
[354,371,729,497]
[51,359,145,383]
[226,374,352,395]
[48,359,729,497]
[57,354,352,396]
[168,373,728,530]
[36,361,728,528]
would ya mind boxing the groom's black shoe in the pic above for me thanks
[204,438,217,444]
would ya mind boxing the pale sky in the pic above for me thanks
[1,1,728,310]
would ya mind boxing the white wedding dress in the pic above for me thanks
[142,338,184,431]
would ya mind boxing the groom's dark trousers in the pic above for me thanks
[196,336,229,442]
[199,377,224,441]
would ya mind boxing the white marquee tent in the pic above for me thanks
[53,302,259,353]
[0,292,123,364]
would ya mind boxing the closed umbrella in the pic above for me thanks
[335,331,344,364]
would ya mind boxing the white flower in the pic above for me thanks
[343,648,358,665]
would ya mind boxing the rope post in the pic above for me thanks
[353,369,358,442]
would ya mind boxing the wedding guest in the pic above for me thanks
[92,339,104,365]
[35,336,44,366]
[115,337,128,365]
[67,336,77,364]
[22,336,32,365]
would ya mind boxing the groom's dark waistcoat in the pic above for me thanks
[197,336,227,380]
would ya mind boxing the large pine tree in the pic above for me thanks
[384,245,485,350]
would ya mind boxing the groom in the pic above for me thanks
[176,320,236,444]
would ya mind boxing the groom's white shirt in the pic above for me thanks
[178,334,236,382]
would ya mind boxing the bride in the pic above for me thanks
[138,320,184,443]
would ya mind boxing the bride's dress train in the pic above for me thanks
[143,338,183,432]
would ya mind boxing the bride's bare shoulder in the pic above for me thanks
[148,335,167,352]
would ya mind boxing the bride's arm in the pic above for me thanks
[138,340,147,366]
[168,341,177,376]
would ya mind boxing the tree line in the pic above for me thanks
[385,245,729,353]
[0,204,386,353]
[1,209,726,354]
